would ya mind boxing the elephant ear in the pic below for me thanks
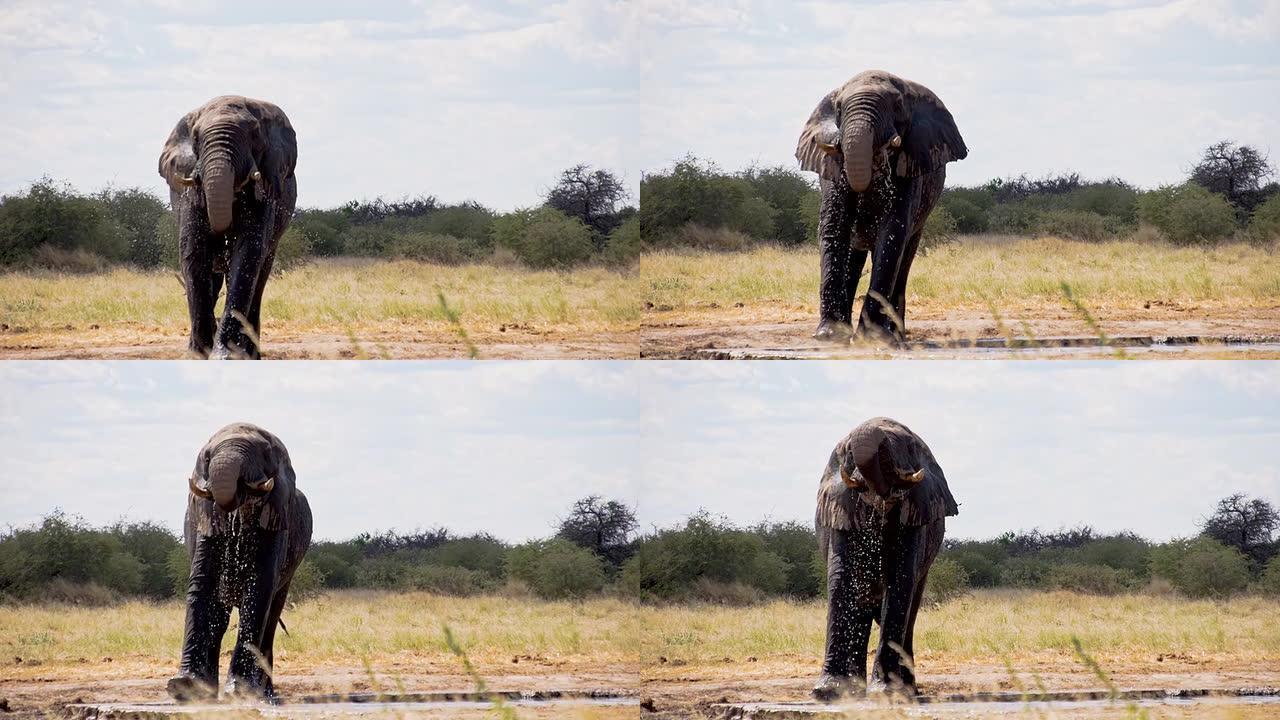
[795,90,843,182]
[895,81,967,177]
[158,113,197,194]
[251,103,298,201]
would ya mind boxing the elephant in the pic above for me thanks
[812,417,958,700]
[168,423,312,702]
[795,71,967,344]
[158,96,298,359]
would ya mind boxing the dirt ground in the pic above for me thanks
[640,305,1280,359]
[0,325,638,360]
[0,658,638,718]
[641,657,1280,719]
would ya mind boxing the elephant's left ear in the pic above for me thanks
[252,109,297,201]
[895,81,967,177]
[796,90,843,182]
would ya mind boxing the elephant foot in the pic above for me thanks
[868,677,918,702]
[166,674,218,703]
[223,675,270,702]
[854,322,905,349]
[813,319,854,343]
[811,673,863,702]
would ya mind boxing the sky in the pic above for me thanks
[4,2,1275,213]
[3,361,1278,543]
[639,0,1280,188]
[0,362,640,542]
[0,0,638,211]
[635,361,1280,542]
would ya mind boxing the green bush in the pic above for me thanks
[418,203,496,244]
[1137,183,1239,246]
[923,558,969,605]
[1000,556,1053,588]
[273,225,312,272]
[944,549,1001,587]
[420,536,509,580]
[168,545,191,598]
[111,521,183,599]
[620,513,798,601]
[291,209,350,256]
[639,157,778,245]
[308,542,362,588]
[288,559,327,601]
[506,539,607,600]
[939,191,992,234]
[1150,537,1251,598]
[602,216,641,267]
[921,205,958,253]
[493,207,594,269]
[1036,209,1111,241]
[0,512,147,599]
[342,224,396,256]
[1044,563,1134,595]
[155,213,180,269]
[96,188,169,267]
[739,166,815,245]
[1259,556,1280,596]
[0,178,129,266]
[384,232,476,265]
[1247,194,1280,242]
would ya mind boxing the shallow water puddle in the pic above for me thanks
[713,687,1280,719]
[66,689,634,718]
[694,334,1280,359]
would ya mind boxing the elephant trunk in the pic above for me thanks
[841,93,880,193]
[207,449,245,512]
[201,124,238,234]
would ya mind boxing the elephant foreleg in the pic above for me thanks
[178,207,217,359]
[257,580,291,700]
[247,246,275,343]
[813,527,883,701]
[891,230,923,337]
[214,201,273,359]
[815,175,855,341]
[872,519,944,696]
[225,531,285,697]
[169,534,228,701]
[858,184,914,344]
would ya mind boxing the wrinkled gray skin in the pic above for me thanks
[168,423,312,703]
[159,96,297,359]
[796,71,967,344]
[813,417,959,701]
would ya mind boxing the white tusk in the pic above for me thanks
[188,474,212,498]
[178,176,197,187]
[840,466,863,489]
[251,170,262,181]
[890,135,902,148]
[905,468,924,483]
[247,475,275,493]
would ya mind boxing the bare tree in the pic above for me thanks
[1190,141,1277,214]
[545,165,630,245]
[557,495,638,565]
[1201,493,1279,571]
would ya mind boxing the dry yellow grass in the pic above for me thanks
[0,591,641,674]
[640,589,1280,670]
[641,238,1280,314]
[0,258,640,335]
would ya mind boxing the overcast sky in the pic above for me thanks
[639,0,1280,187]
[0,362,639,542]
[3,362,1277,543]
[0,0,637,211]
[635,361,1280,542]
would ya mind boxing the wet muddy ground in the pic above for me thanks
[640,660,1280,719]
[641,309,1280,359]
[1,665,638,719]
[0,327,638,360]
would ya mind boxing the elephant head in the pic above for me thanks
[796,70,967,192]
[159,96,297,234]
[817,417,959,531]
[186,420,293,520]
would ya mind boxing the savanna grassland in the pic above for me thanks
[0,259,641,359]
[0,592,641,718]
[640,237,1280,359]
[639,589,1280,719]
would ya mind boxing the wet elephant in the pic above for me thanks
[796,71,967,344]
[812,417,959,700]
[158,96,298,359]
[168,423,312,701]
